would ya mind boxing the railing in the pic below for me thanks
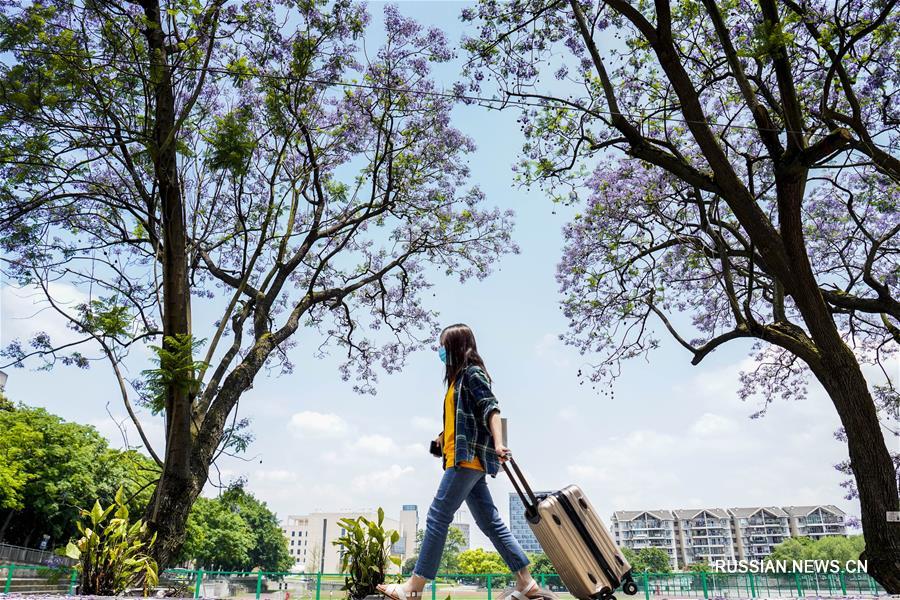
[0,542,75,567]
[0,567,886,599]
[805,518,844,525]
[0,563,77,595]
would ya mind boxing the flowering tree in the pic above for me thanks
[0,0,516,565]
[463,0,899,589]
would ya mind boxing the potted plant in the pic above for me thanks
[332,508,401,600]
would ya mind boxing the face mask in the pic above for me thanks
[438,346,448,365]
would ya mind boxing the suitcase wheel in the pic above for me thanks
[622,581,638,596]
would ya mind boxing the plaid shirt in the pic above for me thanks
[442,365,502,477]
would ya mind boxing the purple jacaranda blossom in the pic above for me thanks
[0,0,518,429]
[460,0,900,570]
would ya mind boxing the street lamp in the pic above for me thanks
[0,370,7,392]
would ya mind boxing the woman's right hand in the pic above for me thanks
[494,443,511,463]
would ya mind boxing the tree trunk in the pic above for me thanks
[815,345,900,592]
[0,509,14,541]
[775,171,900,592]
[143,467,203,568]
[139,0,195,568]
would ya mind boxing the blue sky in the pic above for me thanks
[0,1,870,550]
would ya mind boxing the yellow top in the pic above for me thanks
[443,382,484,471]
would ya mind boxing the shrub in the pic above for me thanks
[65,487,158,596]
[333,508,401,599]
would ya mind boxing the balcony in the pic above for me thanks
[806,516,844,525]
[690,531,727,539]
[629,521,666,530]
[690,520,725,527]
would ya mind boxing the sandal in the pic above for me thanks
[377,583,424,600]
[503,580,559,600]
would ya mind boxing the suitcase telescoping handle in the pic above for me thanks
[502,455,540,516]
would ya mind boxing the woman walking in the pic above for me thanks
[377,324,556,600]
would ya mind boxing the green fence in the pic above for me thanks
[0,566,886,599]
[1,563,78,595]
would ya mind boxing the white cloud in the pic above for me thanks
[255,469,299,483]
[690,413,738,436]
[323,434,427,464]
[557,352,861,521]
[352,465,415,491]
[354,434,395,455]
[289,411,350,438]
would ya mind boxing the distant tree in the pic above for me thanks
[219,486,292,573]
[306,543,322,574]
[624,547,672,573]
[459,548,509,575]
[0,402,159,546]
[439,527,468,574]
[769,535,866,566]
[412,526,467,573]
[809,535,867,563]
[179,485,291,572]
[640,548,673,573]
[768,537,818,563]
[687,559,711,572]
[402,556,418,575]
[621,547,639,569]
[180,497,255,571]
[527,552,556,575]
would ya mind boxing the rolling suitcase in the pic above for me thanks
[503,457,638,600]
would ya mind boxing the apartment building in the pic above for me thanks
[610,510,679,569]
[613,505,847,570]
[784,505,847,540]
[729,507,791,561]
[673,509,736,567]
[282,510,402,573]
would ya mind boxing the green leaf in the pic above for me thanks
[64,541,81,560]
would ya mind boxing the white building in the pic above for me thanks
[728,507,791,562]
[610,510,679,569]
[674,509,736,568]
[784,505,847,540]
[613,505,847,570]
[396,505,419,559]
[282,510,403,573]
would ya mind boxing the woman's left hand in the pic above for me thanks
[494,443,511,463]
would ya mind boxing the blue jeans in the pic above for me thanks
[413,466,530,580]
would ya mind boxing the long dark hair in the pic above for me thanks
[440,323,490,385]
